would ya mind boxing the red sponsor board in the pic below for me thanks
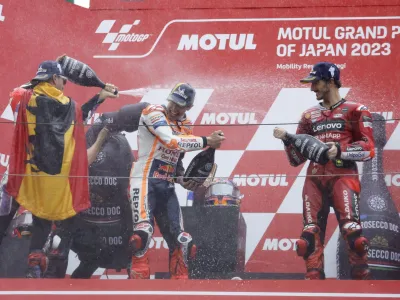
[1,0,400,279]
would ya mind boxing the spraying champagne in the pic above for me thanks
[184,147,216,184]
[57,55,118,95]
[283,132,330,165]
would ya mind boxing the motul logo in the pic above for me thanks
[233,174,288,187]
[177,34,257,51]
[201,113,258,125]
[262,238,299,251]
[312,121,345,133]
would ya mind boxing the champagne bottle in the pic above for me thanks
[337,113,400,280]
[184,148,216,184]
[285,133,330,165]
[57,55,118,95]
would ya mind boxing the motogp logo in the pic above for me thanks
[95,20,150,51]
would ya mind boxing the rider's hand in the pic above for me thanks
[206,130,226,149]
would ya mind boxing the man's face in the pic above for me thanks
[53,74,67,91]
[310,79,330,101]
[166,100,191,121]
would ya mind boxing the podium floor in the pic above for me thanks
[0,279,398,299]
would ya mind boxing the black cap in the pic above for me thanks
[167,83,196,107]
[31,60,67,82]
[300,62,340,83]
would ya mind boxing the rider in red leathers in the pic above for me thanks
[274,62,374,280]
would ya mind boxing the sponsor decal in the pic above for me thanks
[312,120,345,133]
[158,164,175,173]
[173,86,188,99]
[131,188,140,223]
[357,105,369,111]
[341,151,370,160]
[150,114,163,123]
[346,146,363,151]
[343,190,351,219]
[152,120,168,130]
[362,115,373,128]
[177,142,201,148]
[304,195,313,223]
[316,133,341,140]
[310,110,321,118]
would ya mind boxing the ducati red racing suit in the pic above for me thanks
[284,99,375,280]
[129,104,208,279]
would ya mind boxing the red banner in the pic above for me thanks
[1,0,400,279]
[90,0,400,10]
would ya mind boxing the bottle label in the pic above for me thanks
[366,194,388,212]
[361,220,399,233]
[368,247,400,267]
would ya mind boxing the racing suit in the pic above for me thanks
[284,99,375,280]
[129,104,208,279]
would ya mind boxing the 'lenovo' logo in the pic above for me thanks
[312,121,345,133]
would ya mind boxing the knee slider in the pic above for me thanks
[296,224,320,259]
[132,222,153,257]
[341,222,369,255]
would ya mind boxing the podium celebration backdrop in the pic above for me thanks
[0,0,400,279]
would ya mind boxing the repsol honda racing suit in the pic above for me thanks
[284,99,375,280]
[129,104,208,279]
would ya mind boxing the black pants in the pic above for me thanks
[45,214,132,278]
[0,199,20,245]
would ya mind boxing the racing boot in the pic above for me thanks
[130,252,150,279]
[295,224,325,280]
[342,222,371,280]
[26,250,48,278]
[129,234,150,279]
[169,232,196,279]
